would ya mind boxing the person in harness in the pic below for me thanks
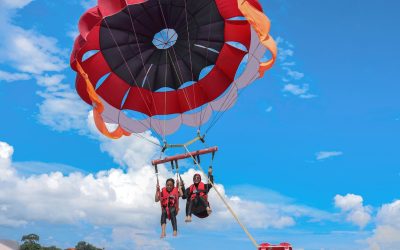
[183,167,213,222]
[155,178,183,238]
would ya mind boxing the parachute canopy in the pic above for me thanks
[71,0,276,138]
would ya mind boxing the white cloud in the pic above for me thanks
[0,138,321,238]
[0,141,13,159]
[281,62,296,67]
[0,0,34,9]
[334,194,372,229]
[0,141,16,181]
[80,0,97,9]
[276,37,294,62]
[376,200,400,226]
[0,4,67,75]
[283,83,308,95]
[67,28,79,40]
[94,129,160,170]
[283,67,304,80]
[0,1,81,134]
[13,161,87,176]
[0,137,298,250]
[316,151,343,160]
[5,29,67,74]
[265,106,273,112]
[36,74,66,89]
[366,200,400,250]
[278,48,294,62]
[37,89,89,132]
[36,74,89,132]
[0,10,67,75]
[283,83,316,98]
[0,140,162,228]
[0,70,31,82]
[299,93,317,99]
[276,37,316,99]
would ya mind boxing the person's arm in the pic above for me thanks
[177,180,184,197]
[182,187,189,199]
[206,167,214,191]
[155,184,161,202]
[206,176,213,191]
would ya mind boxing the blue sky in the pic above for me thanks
[0,0,400,249]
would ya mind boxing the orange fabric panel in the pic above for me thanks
[238,0,277,77]
[76,62,131,139]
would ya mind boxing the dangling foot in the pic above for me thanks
[160,224,166,238]
[173,231,178,237]
[206,206,212,215]
[185,216,192,222]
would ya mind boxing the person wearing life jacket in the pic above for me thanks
[155,178,183,238]
[183,167,213,222]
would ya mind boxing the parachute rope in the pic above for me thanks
[183,0,198,127]
[183,145,259,249]
[199,8,214,130]
[204,0,279,135]
[164,49,168,139]
[76,62,163,147]
[123,0,166,138]
[102,19,166,136]
[157,0,197,118]
[204,44,262,135]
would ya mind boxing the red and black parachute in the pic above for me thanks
[70,0,276,139]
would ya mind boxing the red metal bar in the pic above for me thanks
[152,146,218,166]
[258,243,292,250]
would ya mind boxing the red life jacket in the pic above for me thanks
[160,187,179,220]
[189,182,208,201]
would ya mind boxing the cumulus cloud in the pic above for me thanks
[0,70,31,82]
[94,130,160,170]
[0,137,323,241]
[366,200,400,250]
[0,0,84,134]
[0,139,163,229]
[0,1,85,133]
[0,26,67,75]
[0,141,16,181]
[3,136,321,247]
[334,194,372,229]
[36,74,89,132]
[316,151,343,160]
[0,1,65,74]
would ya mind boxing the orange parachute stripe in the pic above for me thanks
[238,0,277,77]
[76,61,131,139]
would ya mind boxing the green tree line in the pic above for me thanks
[19,233,103,250]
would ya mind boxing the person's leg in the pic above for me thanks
[170,206,178,236]
[199,197,212,215]
[185,199,193,222]
[160,208,167,238]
